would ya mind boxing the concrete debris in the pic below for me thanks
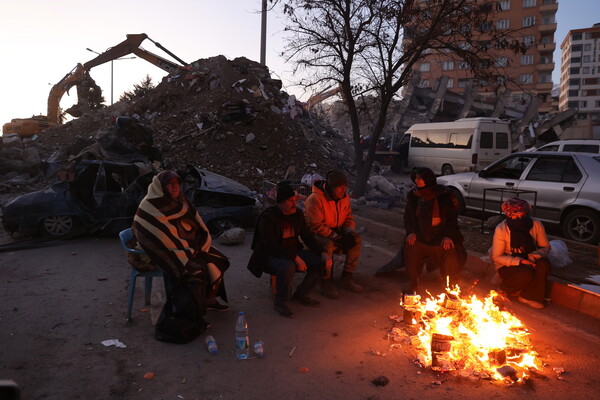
[0,56,355,200]
[218,227,246,245]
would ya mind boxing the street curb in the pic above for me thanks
[354,215,600,320]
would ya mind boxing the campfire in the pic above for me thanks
[397,284,541,382]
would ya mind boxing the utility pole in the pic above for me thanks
[260,0,267,65]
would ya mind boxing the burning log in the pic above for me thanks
[398,285,541,382]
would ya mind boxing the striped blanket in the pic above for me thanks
[132,172,229,303]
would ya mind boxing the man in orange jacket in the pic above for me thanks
[304,169,363,298]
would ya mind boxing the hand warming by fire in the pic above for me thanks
[396,282,541,383]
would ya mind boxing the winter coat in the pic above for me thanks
[490,219,551,270]
[403,185,467,265]
[304,180,355,238]
[247,206,324,278]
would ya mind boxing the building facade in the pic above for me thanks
[558,23,600,138]
[412,0,558,113]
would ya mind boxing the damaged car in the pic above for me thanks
[0,161,258,238]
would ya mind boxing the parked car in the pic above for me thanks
[437,151,600,244]
[0,161,258,238]
[536,139,600,154]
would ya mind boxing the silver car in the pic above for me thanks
[437,151,600,244]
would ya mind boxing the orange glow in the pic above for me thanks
[399,284,541,382]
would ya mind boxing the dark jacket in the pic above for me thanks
[247,206,324,277]
[404,185,467,265]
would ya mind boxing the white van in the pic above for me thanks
[401,117,511,175]
[536,139,600,154]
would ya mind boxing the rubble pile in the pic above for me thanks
[3,56,355,194]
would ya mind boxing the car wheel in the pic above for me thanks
[42,215,78,237]
[441,164,454,176]
[208,217,239,235]
[563,209,600,244]
[449,188,465,215]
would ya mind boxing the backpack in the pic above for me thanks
[154,282,207,344]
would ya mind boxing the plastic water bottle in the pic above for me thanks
[253,340,264,358]
[205,335,218,355]
[235,311,250,360]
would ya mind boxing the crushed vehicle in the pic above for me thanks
[0,161,258,238]
[437,151,600,244]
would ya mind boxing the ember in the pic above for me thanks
[399,285,541,382]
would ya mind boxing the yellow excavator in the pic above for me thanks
[3,33,189,137]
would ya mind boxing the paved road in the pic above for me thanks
[1,232,599,400]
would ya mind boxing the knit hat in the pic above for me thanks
[276,182,296,203]
[326,169,348,188]
[501,198,531,217]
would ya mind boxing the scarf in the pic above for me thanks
[506,215,536,258]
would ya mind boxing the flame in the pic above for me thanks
[400,284,541,382]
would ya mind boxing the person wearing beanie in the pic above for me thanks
[247,182,331,318]
[490,198,551,309]
[403,167,467,294]
[304,169,363,297]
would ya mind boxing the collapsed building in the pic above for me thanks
[318,71,583,151]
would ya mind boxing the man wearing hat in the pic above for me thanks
[304,169,363,298]
[247,182,331,318]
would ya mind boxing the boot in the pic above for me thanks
[320,278,339,299]
[340,273,363,293]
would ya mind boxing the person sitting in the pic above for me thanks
[490,198,551,309]
[304,169,363,298]
[403,167,466,293]
[133,170,230,335]
[247,182,330,318]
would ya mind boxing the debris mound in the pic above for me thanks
[23,56,353,192]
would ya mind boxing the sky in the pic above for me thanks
[1,0,599,135]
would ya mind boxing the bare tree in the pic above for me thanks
[278,0,526,196]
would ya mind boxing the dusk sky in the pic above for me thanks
[1,0,599,134]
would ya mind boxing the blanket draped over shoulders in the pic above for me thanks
[132,172,229,302]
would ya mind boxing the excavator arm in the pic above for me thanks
[46,63,86,124]
[306,84,343,110]
[83,33,187,75]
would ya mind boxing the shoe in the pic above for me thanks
[518,296,544,309]
[292,293,321,307]
[207,301,230,312]
[320,279,339,299]
[274,301,294,318]
[340,277,363,293]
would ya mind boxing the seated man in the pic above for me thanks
[403,167,466,293]
[304,169,363,298]
[247,182,331,318]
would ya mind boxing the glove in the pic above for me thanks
[339,232,358,250]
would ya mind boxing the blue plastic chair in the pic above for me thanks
[119,228,170,321]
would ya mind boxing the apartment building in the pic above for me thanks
[558,23,600,138]
[412,0,558,113]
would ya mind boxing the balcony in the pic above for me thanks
[539,23,557,33]
[536,82,553,91]
[540,2,559,13]
[537,42,556,52]
[537,62,555,72]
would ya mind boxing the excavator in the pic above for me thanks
[3,33,189,137]
[304,84,343,110]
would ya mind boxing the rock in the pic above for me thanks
[218,227,245,245]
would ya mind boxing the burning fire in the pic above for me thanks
[399,284,541,382]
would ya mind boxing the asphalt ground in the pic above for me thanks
[1,231,600,400]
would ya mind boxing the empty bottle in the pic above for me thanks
[253,340,264,358]
[235,311,250,360]
[205,335,218,355]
